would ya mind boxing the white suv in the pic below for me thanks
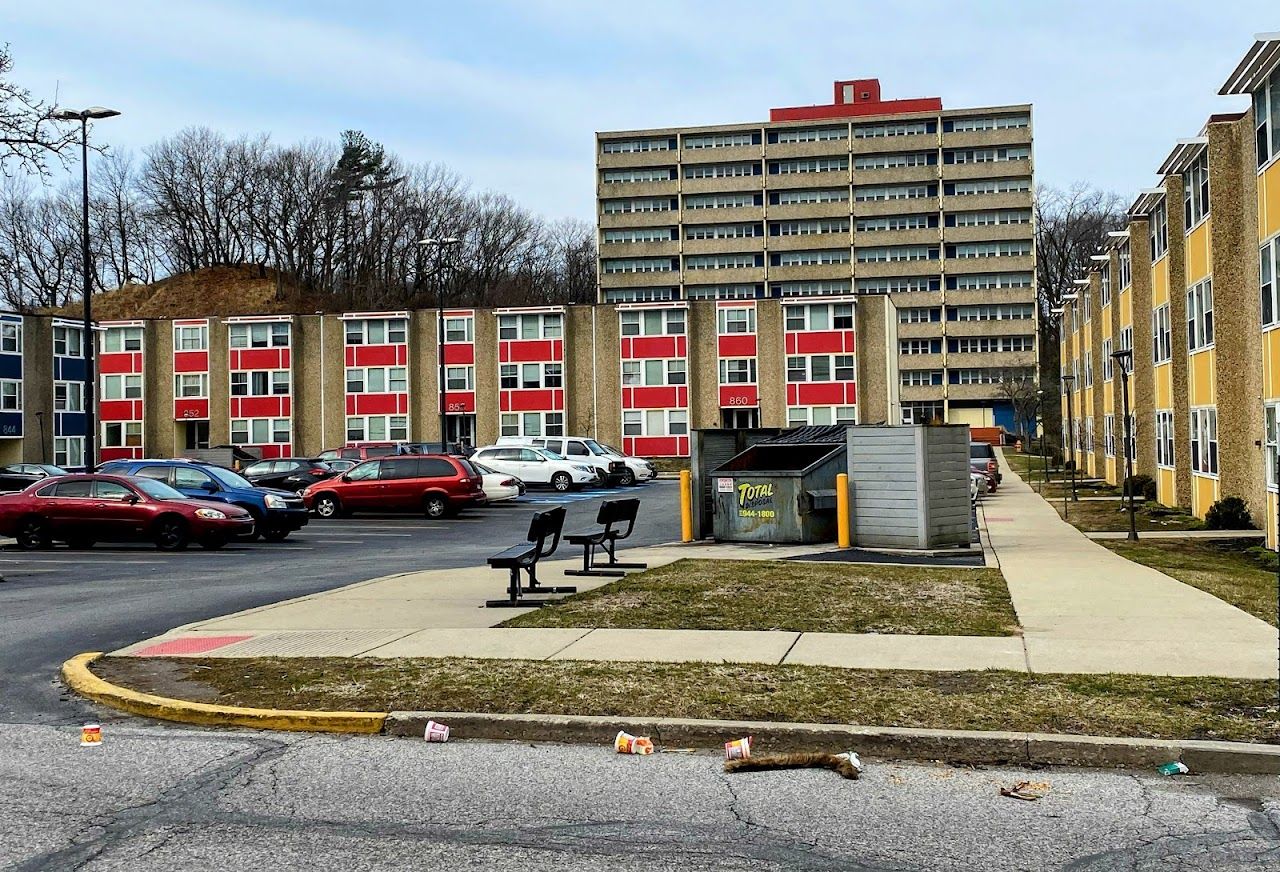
[495,435,655,486]
[470,445,599,492]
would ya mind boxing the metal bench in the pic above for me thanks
[485,506,575,608]
[564,498,647,578]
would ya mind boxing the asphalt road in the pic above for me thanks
[5,723,1280,871]
[0,480,679,726]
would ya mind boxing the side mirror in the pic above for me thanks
[126,494,139,505]
[200,481,218,492]
[341,474,352,483]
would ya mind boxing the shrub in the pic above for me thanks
[1123,475,1156,501]
[1205,496,1255,531]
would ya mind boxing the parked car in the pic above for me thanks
[0,464,68,493]
[242,457,336,492]
[0,473,254,551]
[495,435,654,486]
[969,442,1001,492]
[325,459,358,474]
[469,445,599,492]
[970,471,990,503]
[300,454,486,519]
[470,460,525,503]
[317,442,424,462]
[97,459,308,541]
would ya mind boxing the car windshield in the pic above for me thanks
[601,444,625,457]
[584,440,609,456]
[455,458,481,477]
[131,477,187,500]
[470,461,493,475]
[207,466,254,489]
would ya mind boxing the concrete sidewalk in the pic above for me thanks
[115,459,1278,678]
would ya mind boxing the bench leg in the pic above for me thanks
[564,542,624,578]
[521,562,578,595]
[486,566,547,608]
[598,538,646,571]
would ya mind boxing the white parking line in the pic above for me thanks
[0,558,165,565]
[301,531,414,537]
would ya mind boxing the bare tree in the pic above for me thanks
[0,45,77,177]
[996,374,1044,446]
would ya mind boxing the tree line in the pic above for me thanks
[0,124,596,313]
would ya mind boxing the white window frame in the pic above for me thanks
[175,323,209,351]
[1152,304,1172,363]
[1189,407,1219,477]
[1187,277,1214,351]
[0,379,21,411]
[0,321,22,354]
[174,373,209,399]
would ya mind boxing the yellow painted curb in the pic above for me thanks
[61,653,387,735]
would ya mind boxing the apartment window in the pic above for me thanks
[683,131,756,149]
[1183,151,1210,228]
[175,324,208,351]
[601,137,672,154]
[684,192,759,210]
[1104,414,1115,457]
[686,284,761,300]
[602,257,676,274]
[1149,200,1169,261]
[776,279,854,296]
[1267,403,1280,489]
[786,355,851,382]
[0,321,20,354]
[622,409,687,437]
[900,339,942,355]
[444,316,474,342]
[947,241,1032,259]
[102,327,143,353]
[855,214,936,232]
[784,302,852,331]
[686,223,760,240]
[601,167,674,184]
[1100,265,1112,308]
[717,307,756,334]
[946,272,1033,291]
[602,197,675,214]
[1186,278,1214,350]
[230,322,290,349]
[854,184,935,202]
[719,358,757,384]
[685,161,759,179]
[950,367,1034,385]
[1190,407,1219,475]
[770,156,851,174]
[102,374,143,400]
[853,121,935,138]
[898,307,941,323]
[231,418,290,445]
[1119,242,1132,288]
[1253,67,1280,168]
[620,309,685,336]
[1101,338,1113,381]
[445,366,473,391]
[1152,304,1172,363]
[900,370,942,386]
[686,253,761,270]
[948,209,1032,227]
[943,114,1030,132]
[1155,411,1175,467]
[788,406,857,427]
[770,218,849,236]
[857,245,937,263]
[103,421,142,448]
[773,249,850,266]
[174,373,208,398]
[770,126,846,143]
[498,312,562,340]
[771,188,848,205]
[945,178,1031,196]
[54,436,84,468]
[53,326,84,357]
[602,287,680,304]
[0,379,21,411]
[901,400,944,424]
[54,380,82,411]
[346,415,409,442]
[1262,239,1279,328]
[944,146,1031,164]
[949,303,1035,321]
[231,370,290,396]
[853,151,936,169]
[949,336,1034,353]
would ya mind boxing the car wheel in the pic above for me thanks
[15,516,51,550]
[551,472,572,492]
[313,494,341,519]
[200,537,227,551]
[617,470,636,487]
[154,516,190,551]
[423,495,448,519]
[67,537,96,550]
[262,527,290,542]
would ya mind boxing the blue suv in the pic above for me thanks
[97,459,309,541]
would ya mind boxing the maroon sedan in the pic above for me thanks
[0,473,254,551]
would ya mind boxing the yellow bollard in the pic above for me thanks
[836,472,851,548]
[679,469,694,543]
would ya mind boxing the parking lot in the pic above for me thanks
[0,480,678,726]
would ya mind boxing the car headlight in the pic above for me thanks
[575,465,594,473]
[264,494,286,509]
[195,508,227,520]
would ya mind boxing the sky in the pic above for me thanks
[3,1,1275,222]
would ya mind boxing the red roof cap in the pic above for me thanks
[770,78,942,122]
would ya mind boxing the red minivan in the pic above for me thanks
[300,455,485,519]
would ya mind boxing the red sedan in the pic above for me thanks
[0,473,255,551]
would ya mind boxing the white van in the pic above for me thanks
[495,435,655,486]
[470,445,600,492]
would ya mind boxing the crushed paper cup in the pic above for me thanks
[724,737,752,760]
[836,751,862,773]
[80,724,102,747]
[423,720,450,742]
[614,730,654,755]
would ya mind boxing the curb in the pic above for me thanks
[384,712,1280,775]
[61,653,386,734]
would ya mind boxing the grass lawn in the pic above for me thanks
[1002,453,1054,479]
[97,656,1280,744]
[1051,498,1204,533]
[1101,537,1278,626]
[497,558,1020,636]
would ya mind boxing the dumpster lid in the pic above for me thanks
[760,425,848,445]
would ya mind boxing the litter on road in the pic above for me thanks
[614,730,654,755]
[423,720,450,742]
[999,780,1051,801]
[1158,761,1190,776]
[80,724,101,747]
[724,751,861,780]
[724,736,752,760]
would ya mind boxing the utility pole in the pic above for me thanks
[1061,374,1075,519]
[1112,349,1138,541]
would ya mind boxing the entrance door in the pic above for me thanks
[183,421,210,450]
[721,408,760,429]
[444,415,476,452]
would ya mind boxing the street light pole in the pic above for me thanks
[52,106,120,470]
[1061,374,1075,520]
[417,237,461,450]
[1113,348,1138,542]
[1036,388,1047,494]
